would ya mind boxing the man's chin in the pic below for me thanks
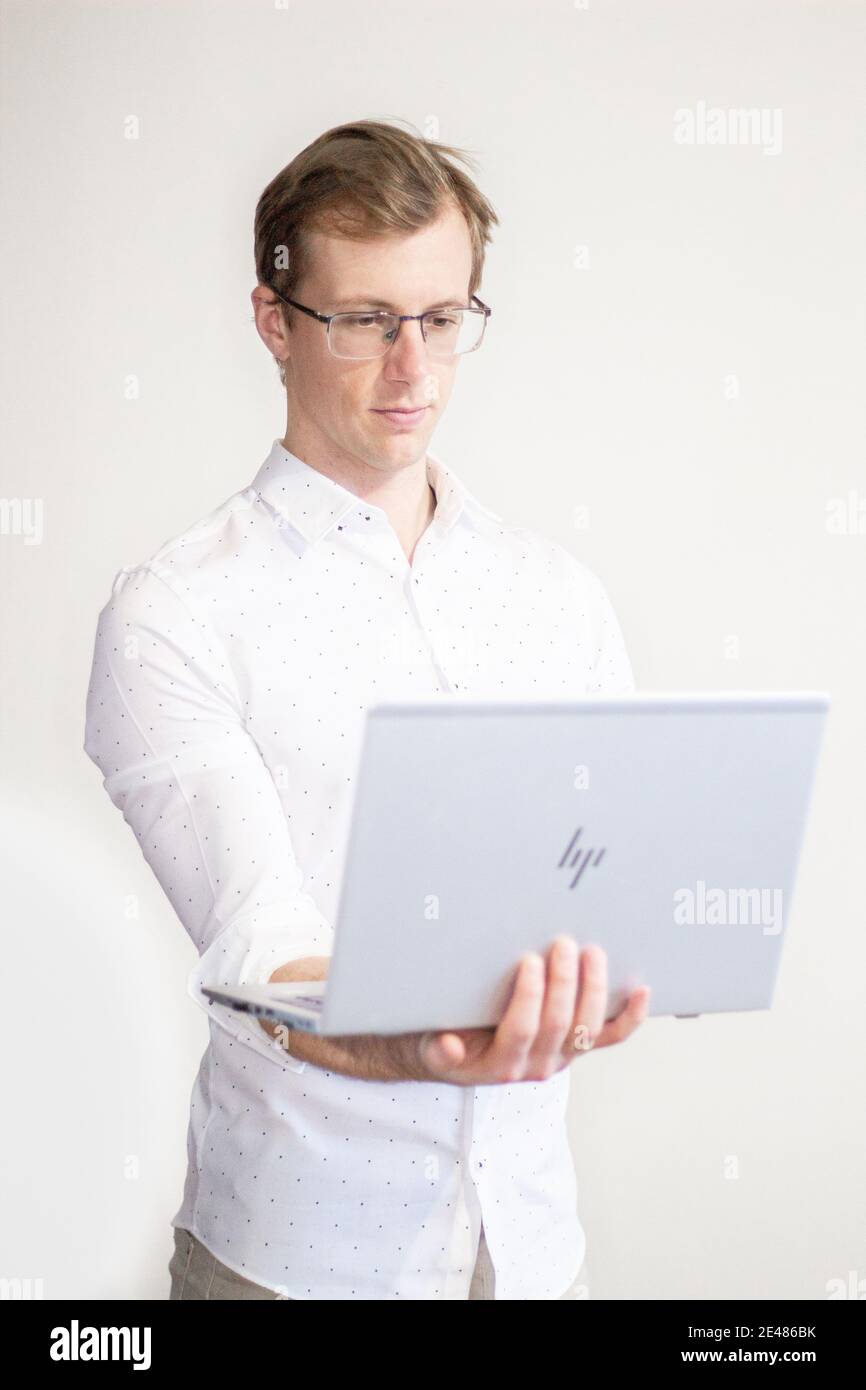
[362,421,435,463]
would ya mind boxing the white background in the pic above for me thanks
[1,0,863,1299]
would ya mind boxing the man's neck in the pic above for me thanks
[281,432,437,564]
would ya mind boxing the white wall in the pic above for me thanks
[1,0,863,1299]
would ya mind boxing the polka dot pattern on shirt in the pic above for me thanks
[84,438,635,1299]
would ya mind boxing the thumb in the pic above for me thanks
[419,1031,467,1073]
[419,1031,444,1068]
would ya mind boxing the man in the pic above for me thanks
[84,119,649,1301]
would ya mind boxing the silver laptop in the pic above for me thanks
[203,692,829,1036]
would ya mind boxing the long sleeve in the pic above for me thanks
[581,566,636,696]
[83,563,332,1074]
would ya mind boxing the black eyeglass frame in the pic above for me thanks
[260,286,492,358]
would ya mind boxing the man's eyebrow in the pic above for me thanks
[330,296,468,311]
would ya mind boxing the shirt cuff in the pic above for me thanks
[187,901,332,1075]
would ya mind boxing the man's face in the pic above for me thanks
[274,203,474,475]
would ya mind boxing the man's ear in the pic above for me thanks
[251,285,290,363]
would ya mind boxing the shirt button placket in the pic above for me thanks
[404,564,454,694]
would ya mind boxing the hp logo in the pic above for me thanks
[558,827,606,889]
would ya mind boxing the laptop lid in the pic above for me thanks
[320,693,829,1035]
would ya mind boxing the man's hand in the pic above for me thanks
[416,937,650,1086]
[261,940,649,1086]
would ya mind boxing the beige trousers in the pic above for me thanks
[168,1224,591,1301]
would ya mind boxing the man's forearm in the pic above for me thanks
[266,1019,432,1081]
[259,955,433,1082]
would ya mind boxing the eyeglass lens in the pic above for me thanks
[329,309,484,359]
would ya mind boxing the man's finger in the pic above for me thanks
[420,1031,466,1070]
[569,944,608,1050]
[491,953,546,1078]
[531,936,579,1067]
[596,987,651,1048]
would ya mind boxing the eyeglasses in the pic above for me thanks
[260,285,492,360]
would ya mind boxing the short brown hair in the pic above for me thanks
[253,119,499,384]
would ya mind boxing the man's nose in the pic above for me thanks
[386,318,431,376]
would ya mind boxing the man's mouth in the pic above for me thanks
[371,405,430,428]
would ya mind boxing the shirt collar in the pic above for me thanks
[249,439,509,545]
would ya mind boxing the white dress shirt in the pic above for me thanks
[84,438,635,1300]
